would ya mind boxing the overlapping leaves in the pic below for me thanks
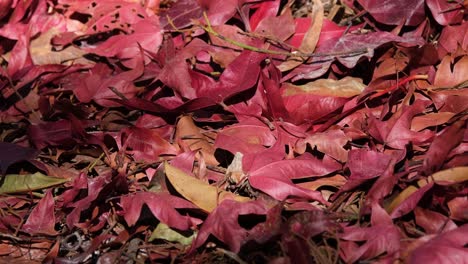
[0,0,467,262]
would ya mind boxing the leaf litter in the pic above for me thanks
[0,0,467,263]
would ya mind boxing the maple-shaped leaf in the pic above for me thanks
[120,192,201,231]
[367,100,434,149]
[22,190,57,235]
[0,142,38,175]
[190,199,268,253]
[295,129,351,162]
[175,116,218,166]
[426,0,464,26]
[339,203,401,262]
[421,119,466,175]
[437,21,468,57]
[117,126,177,163]
[338,149,404,193]
[433,55,468,88]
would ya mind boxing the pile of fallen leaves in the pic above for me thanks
[0,0,467,262]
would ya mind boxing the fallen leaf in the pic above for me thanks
[165,162,251,212]
[0,142,38,175]
[149,223,195,245]
[0,172,69,194]
[278,0,323,72]
[120,192,201,230]
[175,115,218,166]
[190,199,268,253]
[22,190,57,235]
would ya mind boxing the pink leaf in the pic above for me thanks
[426,0,464,26]
[367,100,435,149]
[22,190,57,235]
[409,224,468,263]
[339,203,400,262]
[357,0,425,26]
[414,207,458,234]
[421,119,466,175]
[249,0,280,31]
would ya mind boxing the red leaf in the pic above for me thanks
[389,182,434,218]
[421,119,466,175]
[437,21,468,57]
[87,19,162,67]
[214,119,276,155]
[249,153,341,180]
[249,171,330,205]
[409,224,468,263]
[159,0,203,29]
[295,129,350,162]
[426,0,464,26]
[414,207,458,234]
[198,0,238,26]
[22,190,57,235]
[120,192,201,231]
[190,199,268,253]
[367,100,434,149]
[254,8,295,41]
[315,31,424,69]
[448,196,468,221]
[197,50,267,101]
[118,127,177,163]
[67,60,143,107]
[357,0,425,26]
[339,203,400,262]
[249,0,280,31]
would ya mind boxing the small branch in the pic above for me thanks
[200,12,368,58]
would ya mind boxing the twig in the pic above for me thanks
[200,12,368,58]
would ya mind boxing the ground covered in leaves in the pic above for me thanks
[0,0,467,263]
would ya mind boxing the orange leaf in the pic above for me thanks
[175,115,218,166]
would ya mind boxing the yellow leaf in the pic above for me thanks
[425,166,468,186]
[386,185,419,214]
[164,162,251,212]
[0,172,69,194]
